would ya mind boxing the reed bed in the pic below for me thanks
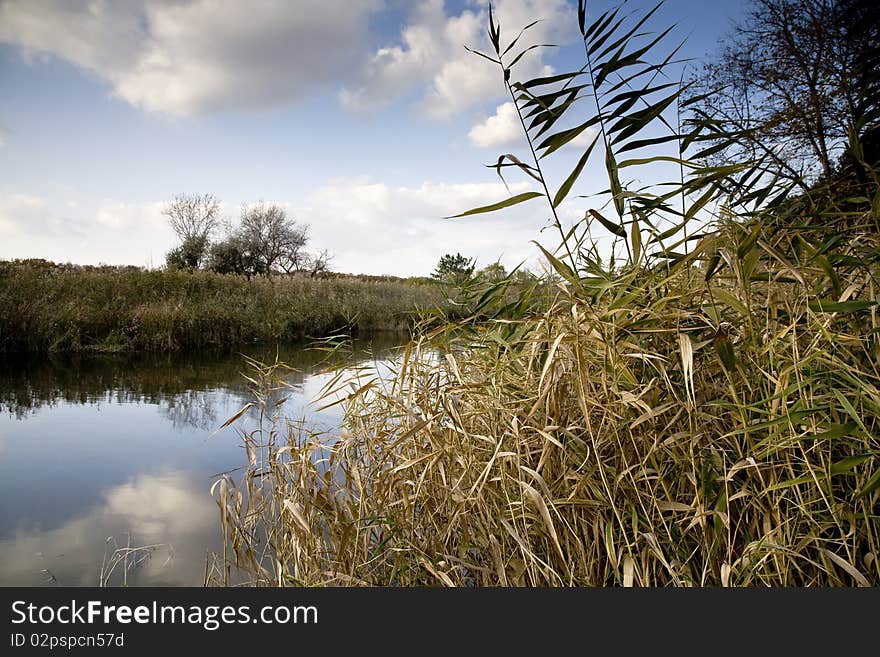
[210,1,879,586]
[212,216,880,587]
[0,260,444,353]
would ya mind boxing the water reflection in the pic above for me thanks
[0,471,217,586]
[0,335,402,585]
[0,340,396,424]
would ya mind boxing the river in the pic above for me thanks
[0,336,400,586]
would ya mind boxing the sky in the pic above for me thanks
[0,0,749,276]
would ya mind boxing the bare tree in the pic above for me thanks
[277,228,312,275]
[304,249,333,277]
[688,0,880,184]
[162,193,220,244]
[161,193,221,269]
[277,245,333,277]
[239,202,308,275]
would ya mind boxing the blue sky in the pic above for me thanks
[0,0,747,276]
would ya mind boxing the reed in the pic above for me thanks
[212,219,880,586]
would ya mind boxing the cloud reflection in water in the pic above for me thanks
[0,471,219,586]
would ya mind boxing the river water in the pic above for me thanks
[0,337,400,586]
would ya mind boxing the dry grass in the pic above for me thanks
[211,215,880,586]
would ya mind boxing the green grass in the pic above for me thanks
[0,259,446,353]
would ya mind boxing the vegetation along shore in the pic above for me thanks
[210,0,880,587]
[0,259,445,353]
[2,0,877,588]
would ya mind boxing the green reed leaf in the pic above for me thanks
[589,209,626,237]
[552,132,600,208]
[446,192,544,218]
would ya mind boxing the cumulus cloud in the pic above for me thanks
[0,0,576,119]
[340,0,575,118]
[0,0,381,116]
[469,101,600,149]
[0,193,62,237]
[468,101,523,147]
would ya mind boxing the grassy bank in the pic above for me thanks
[0,259,445,353]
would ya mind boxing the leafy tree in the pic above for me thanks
[164,246,187,271]
[165,235,209,271]
[206,235,263,277]
[432,253,474,284]
[477,262,508,282]
[511,268,537,284]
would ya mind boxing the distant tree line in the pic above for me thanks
[430,252,539,286]
[163,194,331,277]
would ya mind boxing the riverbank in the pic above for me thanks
[0,259,445,353]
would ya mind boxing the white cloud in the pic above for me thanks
[0,180,598,276]
[0,193,51,236]
[299,177,559,276]
[569,126,599,148]
[0,193,173,267]
[0,0,382,116]
[468,102,522,147]
[470,101,599,149]
[340,0,575,118]
[0,0,576,119]
[94,200,165,230]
